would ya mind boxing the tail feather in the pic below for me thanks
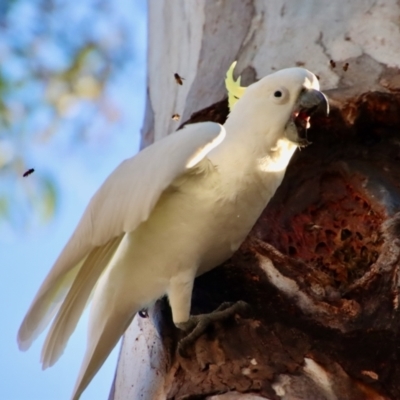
[41,235,124,369]
[71,302,136,400]
[17,260,84,351]
[17,219,95,351]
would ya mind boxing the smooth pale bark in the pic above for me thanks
[142,0,400,147]
[110,1,400,399]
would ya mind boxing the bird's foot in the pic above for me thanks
[176,300,251,357]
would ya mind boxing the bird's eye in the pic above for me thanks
[271,87,289,104]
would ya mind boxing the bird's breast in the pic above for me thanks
[133,165,286,279]
[192,167,285,274]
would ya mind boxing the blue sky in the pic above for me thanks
[0,2,147,399]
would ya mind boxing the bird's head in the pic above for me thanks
[226,66,329,149]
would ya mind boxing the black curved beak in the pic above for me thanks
[298,88,329,116]
[289,88,329,147]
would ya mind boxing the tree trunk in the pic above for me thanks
[110,1,400,399]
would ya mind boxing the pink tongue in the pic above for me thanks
[298,111,311,129]
[298,111,309,121]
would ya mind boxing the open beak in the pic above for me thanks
[291,88,329,147]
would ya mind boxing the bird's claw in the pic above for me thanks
[176,300,251,357]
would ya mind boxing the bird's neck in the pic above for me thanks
[256,137,298,173]
[210,116,298,176]
[205,118,298,209]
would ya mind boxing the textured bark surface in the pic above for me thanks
[111,1,400,399]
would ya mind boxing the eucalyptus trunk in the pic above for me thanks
[110,1,400,399]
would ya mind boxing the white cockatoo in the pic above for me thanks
[18,63,328,399]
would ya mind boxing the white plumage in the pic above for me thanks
[18,66,328,399]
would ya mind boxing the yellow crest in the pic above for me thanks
[225,61,247,111]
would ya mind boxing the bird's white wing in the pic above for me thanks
[18,121,226,351]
